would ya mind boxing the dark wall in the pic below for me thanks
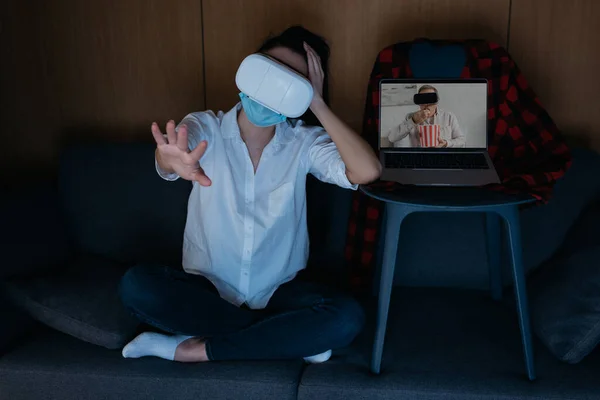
[1,0,598,183]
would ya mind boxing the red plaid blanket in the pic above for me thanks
[345,39,572,292]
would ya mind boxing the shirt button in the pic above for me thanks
[243,271,249,276]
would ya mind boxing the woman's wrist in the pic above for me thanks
[309,96,328,115]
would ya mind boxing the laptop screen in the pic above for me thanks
[379,81,488,149]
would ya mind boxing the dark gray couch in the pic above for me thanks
[2,143,600,400]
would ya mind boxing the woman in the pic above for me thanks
[119,26,381,364]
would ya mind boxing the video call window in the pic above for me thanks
[380,82,488,149]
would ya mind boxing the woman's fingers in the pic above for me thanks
[305,44,317,73]
[166,120,177,144]
[304,42,315,73]
[304,44,314,73]
[189,140,208,162]
[151,123,166,145]
[191,168,212,186]
[304,42,323,77]
[304,43,323,98]
[176,124,189,152]
[304,42,319,60]
[310,51,320,76]
[311,47,323,75]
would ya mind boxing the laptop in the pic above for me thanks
[378,78,500,186]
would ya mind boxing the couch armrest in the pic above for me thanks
[521,148,600,272]
[0,182,71,279]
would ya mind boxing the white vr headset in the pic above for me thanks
[235,54,314,118]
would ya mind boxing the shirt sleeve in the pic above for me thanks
[306,129,359,190]
[388,113,418,143]
[155,113,210,181]
[446,112,466,148]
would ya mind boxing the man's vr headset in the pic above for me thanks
[413,92,439,105]
[235,54,314,118]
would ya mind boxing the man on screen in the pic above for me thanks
[386,85,466,148]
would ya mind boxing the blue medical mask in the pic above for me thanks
[239,93,286,127]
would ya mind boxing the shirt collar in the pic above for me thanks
[221,102,297,147]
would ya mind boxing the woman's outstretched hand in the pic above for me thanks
[151,120,212,186]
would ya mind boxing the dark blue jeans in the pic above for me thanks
[119,265,365,361]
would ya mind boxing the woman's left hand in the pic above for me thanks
[304,42,325,110]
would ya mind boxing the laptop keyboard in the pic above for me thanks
[385,153,489,170]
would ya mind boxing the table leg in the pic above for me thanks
[371,203,409,374]
[485,212,503,301]
[500,206,536,381]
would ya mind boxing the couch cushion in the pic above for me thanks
[59,143,192,267]
[299,288,600,400]
[0,182,71,279]
[3,256,138,349]
[520,148,600,274]
[0,291,35,355]
[529,246,600,364]
[0,328,303,400]
[527,201,600,363]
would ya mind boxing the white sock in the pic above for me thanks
[303,349,332,364]
[122,332,194,361]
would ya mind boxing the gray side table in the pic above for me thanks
[360,185,537,381]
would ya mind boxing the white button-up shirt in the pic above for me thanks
[156,103,357,309]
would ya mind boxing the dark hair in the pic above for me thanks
[258,25,330,126]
